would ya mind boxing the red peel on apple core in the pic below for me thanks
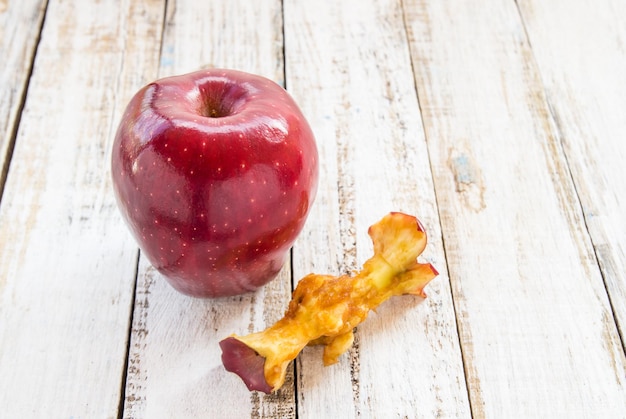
[111,68,318,297]
[219,212,438,393]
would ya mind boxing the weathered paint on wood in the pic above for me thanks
[518,0,626,352]
[2,0,626,417]
[0,0,47,192]
[403,0,626,416]
[0,0,165,416]
[285,0,471,417]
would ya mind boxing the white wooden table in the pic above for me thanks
[1,0,626,417]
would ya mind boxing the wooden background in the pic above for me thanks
[1,0,625,417]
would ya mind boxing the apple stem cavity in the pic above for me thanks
[219,212,438,393]
[199,81,247,119]
[201,94,236,118]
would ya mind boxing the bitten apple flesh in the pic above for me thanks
[112,69,318,297]
[220,212,438,393]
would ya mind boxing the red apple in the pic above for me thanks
[111,69,318,297]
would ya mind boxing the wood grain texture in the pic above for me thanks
[403,0,626,417]
[121,1,296,418]
[0,0,164,416]
[3,1,626,418]
[285,0,471,417]
[0,0,47,193]
[157,0,284,82]
[517,0,626,350]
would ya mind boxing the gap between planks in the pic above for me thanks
[0,0,49,202]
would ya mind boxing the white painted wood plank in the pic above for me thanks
[285,0,470,417]
[0,0,165,416]
[121,1,296,418]
[517,0,626,352]
[0,0,46,189]
[403,0,626,417]
[157,0,284,83]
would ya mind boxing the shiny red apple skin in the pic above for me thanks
[111,69,318,297]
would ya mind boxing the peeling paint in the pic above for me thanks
[448,147,486,212]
